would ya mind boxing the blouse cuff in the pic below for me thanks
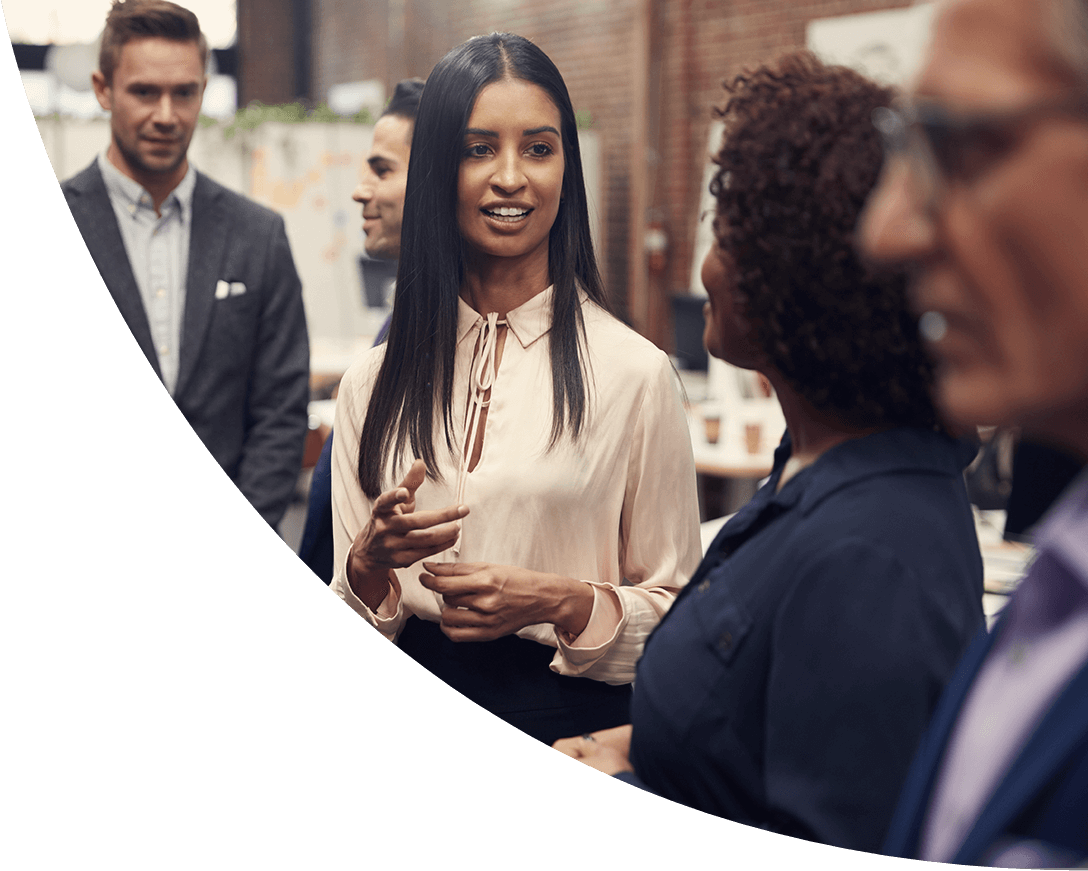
[553,582,625,666]
[330,557,402,635]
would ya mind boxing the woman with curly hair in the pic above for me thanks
[556,51,984,853]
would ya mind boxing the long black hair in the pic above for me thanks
[357,32,608,498]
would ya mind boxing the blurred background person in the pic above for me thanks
[330,33,700,745]
[298,77,425,583]
[61,0,309,530]
[556,51,984,853]
[860,0,1088,864]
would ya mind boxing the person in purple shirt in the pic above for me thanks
[859,0,1088,864]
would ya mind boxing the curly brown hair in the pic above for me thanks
[710,51,938,430]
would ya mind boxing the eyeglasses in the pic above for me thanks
[872,95,1088,209]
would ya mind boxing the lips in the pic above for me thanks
[482,203,533,224]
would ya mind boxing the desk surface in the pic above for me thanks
[687,404,777,479]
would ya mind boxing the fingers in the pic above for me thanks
[371,518,464,568]
[372,485,411,517]
[418,563,489,598]
[371,460,429,517]
[420,561,485,576]
[372,460,468,525]
[552,736,587,758]
[398,458,428,498]
[391,504,468,533]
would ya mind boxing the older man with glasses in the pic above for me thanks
[860,0,1088,865]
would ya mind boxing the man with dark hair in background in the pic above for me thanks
[297,78,424,581]
[62,0,310,530]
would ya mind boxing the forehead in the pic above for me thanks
[467,78,561,127]
[369,114,413,163]
[916,0,1077,108]
[113,36,204,83]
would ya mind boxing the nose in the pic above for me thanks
[857,159,937,267]
[490,148,526,194]
[151,94,176,127]
[353,176,374,205]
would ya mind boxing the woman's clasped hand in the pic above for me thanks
[553,725,634,776]
[419,561,594,642]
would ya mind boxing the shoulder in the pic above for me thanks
[580,299,673,380]
[337,344,388,409]
[61,161,104,200]
[758,430,978,575]
[194,171,283,228]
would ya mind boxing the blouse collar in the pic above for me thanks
[456,285,566,349]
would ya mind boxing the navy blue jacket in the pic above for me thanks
[884,604,1088,864]
[883,478,1088,865]
[621,427,984,853]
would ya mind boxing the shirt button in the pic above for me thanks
[718,632,733,651]
[127,203,136,215]
[156,289,165,298]
[159,345,169,356]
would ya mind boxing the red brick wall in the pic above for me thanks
[237,0,298,105]
[238,0,914,346]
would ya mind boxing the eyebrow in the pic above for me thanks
[126,80,201,91]
[464,126,561,138]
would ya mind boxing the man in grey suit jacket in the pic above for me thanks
[62,0,309,529]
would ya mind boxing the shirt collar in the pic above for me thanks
[790,427,977,515]
[97,151,197,220]
[456,285,579,349]
[714,427,975,547]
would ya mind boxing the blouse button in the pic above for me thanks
[718,632,733,651]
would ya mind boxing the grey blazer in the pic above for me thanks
[62,161,310,528]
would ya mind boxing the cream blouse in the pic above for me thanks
[330,287,701,685]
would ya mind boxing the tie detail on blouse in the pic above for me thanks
[453,312,507,554]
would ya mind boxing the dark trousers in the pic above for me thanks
[397,616,632,746]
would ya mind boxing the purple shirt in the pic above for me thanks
[921,472,1088,862]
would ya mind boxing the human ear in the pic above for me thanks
[91,71,111,112]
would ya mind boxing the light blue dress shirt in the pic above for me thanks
[97,152,196,395]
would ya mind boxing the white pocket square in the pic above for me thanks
[215,280,247,299]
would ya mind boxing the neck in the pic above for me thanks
[107,143,187,214]
[460,247,551,317]
[765,369,884,463]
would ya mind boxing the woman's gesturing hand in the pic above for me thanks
[347,459,468,610]
[419,561,595,641]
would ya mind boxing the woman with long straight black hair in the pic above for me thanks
[330,33,700,744]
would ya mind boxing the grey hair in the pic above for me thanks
[1049,0,1088,87]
